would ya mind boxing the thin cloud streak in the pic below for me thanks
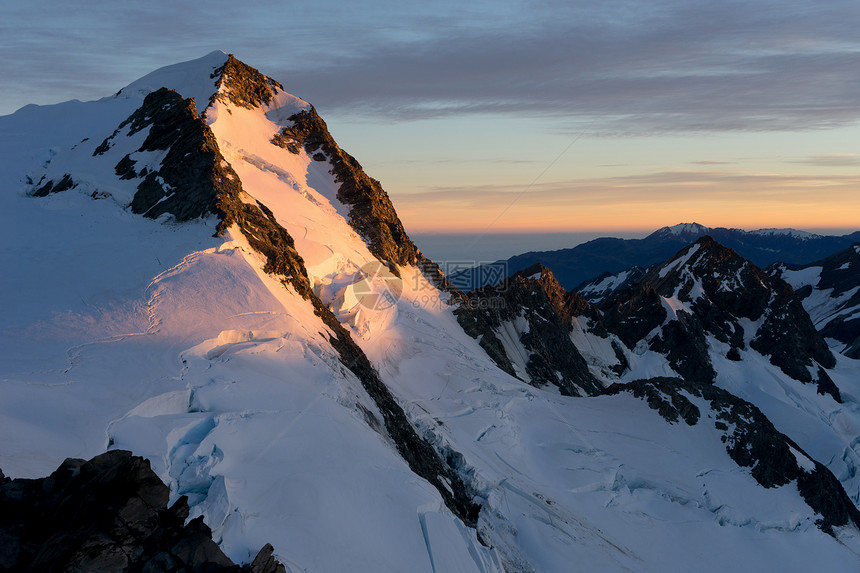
[788,154,860,167]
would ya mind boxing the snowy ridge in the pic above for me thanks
[655,222,823,241]
[751,228,821,240]
[114,50,230,114]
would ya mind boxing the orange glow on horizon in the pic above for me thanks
[392,172,860,234]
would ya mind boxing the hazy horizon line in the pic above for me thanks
[410,225,860,236]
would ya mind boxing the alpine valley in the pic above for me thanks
[2,52,860,572]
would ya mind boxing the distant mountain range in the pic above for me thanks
[452,222,860,291]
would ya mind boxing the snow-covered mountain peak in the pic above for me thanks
[6,54,860,572]
[209,53,287,111]
[596,236,839,395]
[653,236,751,288]
[114,51,230,114]
[651,221,711,239]
[645,223,825,251]
[113,51,299,118]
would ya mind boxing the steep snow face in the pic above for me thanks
[4,54,860,571]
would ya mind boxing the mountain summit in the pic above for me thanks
[651,221,711,239]
[3,54,860,571]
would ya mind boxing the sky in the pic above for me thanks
[2,0,859,238]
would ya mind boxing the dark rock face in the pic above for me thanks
[217,198,313,299]
[648,315,716,383]
[31,173,76,197]
[605,377,860,534]
[270,106,464,296]
[209,55,283,110]
[770,244,860,359]
[750,278,838,397]
[271,107,422,268]
[456,264,604,397]
[0,450,285,573]
[600,282,666,350]
[94,87,239,222]
[598,237,839,398]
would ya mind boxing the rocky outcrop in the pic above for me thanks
[600,282,666,350]
[86,55,283,223]
[749,276,838,396]
[269,105,465,296]
[90,87,235,221]
[457,264,604,397]
[605,377,860,534]
[31,173,77,197]
[209,54,284,111]
[0,450,285,572]
[93,87,240,222]
[770,244,860,359]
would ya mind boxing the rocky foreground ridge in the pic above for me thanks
[0,450,285,573]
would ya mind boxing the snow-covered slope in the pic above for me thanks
[3,52,860,571]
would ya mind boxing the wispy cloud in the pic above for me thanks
[788,154,860,167]
[3,0,860,134]
[281,1,860,133]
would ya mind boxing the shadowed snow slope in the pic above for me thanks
[2,52,860,572]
